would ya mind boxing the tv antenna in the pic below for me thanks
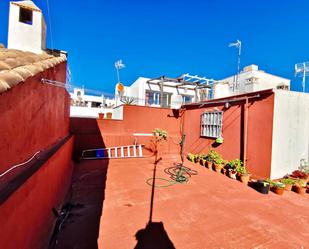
[115,59,125,83]
[229,40,242,91]
[295,62,309,92]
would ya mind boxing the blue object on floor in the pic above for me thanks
[96,149,104,158]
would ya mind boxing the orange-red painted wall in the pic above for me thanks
[183,92,275,178]
[0,137,74,249]
[97,105,182,156]
[0,62,70,178]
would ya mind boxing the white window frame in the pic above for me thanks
[200,111,223,138]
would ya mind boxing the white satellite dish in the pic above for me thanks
[171,94,183,109]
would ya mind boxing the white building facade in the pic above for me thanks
[213,65,290,99]
[70,88,116,118]
[116,77,209,108]
[270,90,309,179]
[8,0,46,54]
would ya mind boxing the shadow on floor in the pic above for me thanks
[134,138,175,249]
[134,222,175,249]
[49,118,109,249]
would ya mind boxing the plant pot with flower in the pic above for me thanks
[227,159,242,179]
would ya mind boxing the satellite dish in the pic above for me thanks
[171,94,183,109]
[116,82,125,97]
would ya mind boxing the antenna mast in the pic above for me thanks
[295,62,309,92]
[229,40,242,91]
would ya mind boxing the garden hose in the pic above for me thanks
[146,163,195,188]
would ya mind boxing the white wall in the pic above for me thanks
[213,65,290,99]
[70,106,115,119]
[271,90,309,179]
[8,3,46,54]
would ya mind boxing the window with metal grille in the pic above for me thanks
[200,111,223,138]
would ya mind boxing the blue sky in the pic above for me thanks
[0,0,308,93]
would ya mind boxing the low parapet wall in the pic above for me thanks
[0,136,74,249]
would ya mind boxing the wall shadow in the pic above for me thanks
[49,118,109,249]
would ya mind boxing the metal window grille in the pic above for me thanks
[200,111,223,138]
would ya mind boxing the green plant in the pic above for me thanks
[214,157,227,165]
[280,178,296,185]
[265,179,285,189]
[153,128,168,141]
[187,153,196,163]
[206,150,222,163]
[228,159,243,169]
[236,165,249,175]
[296,179,307,187]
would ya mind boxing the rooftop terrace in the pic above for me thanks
[51,154,309,249]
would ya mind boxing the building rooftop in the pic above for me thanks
[52,155,309,249]
[0,48,66,93]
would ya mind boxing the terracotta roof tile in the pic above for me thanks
[11,0,41,12]
[0,48,66,93]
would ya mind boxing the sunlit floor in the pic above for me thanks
[52,155,309,249]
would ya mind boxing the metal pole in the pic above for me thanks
[116,67,120,83]
[302,62,306,92]
[243,97,249,167]
[236,42,241,90]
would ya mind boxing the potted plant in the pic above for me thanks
[293,179,307,195]
[270,181,285,195]
[204,152,213,169]
[98,112,104,119]
[187,153,196,163]
[206,150,220,170]
[106,112,112,119]
[255,180,270,194]
[198,153,207,167]
[212,152,226,173]
[227,159,242,179]
[290,170,309,184]
[280,178,296,191]
[236,165,250,185]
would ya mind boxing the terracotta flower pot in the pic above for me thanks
[199,159,205,167]
[206,161,212,169]
[214,163,224,173]
[240,174,250,185]
[272,186,284,195]
[98,113,104,119]
[293,185,307,195]
[284,184,293,191]
[106,112,112,119]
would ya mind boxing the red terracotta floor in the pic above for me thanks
[53,155,309,249]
